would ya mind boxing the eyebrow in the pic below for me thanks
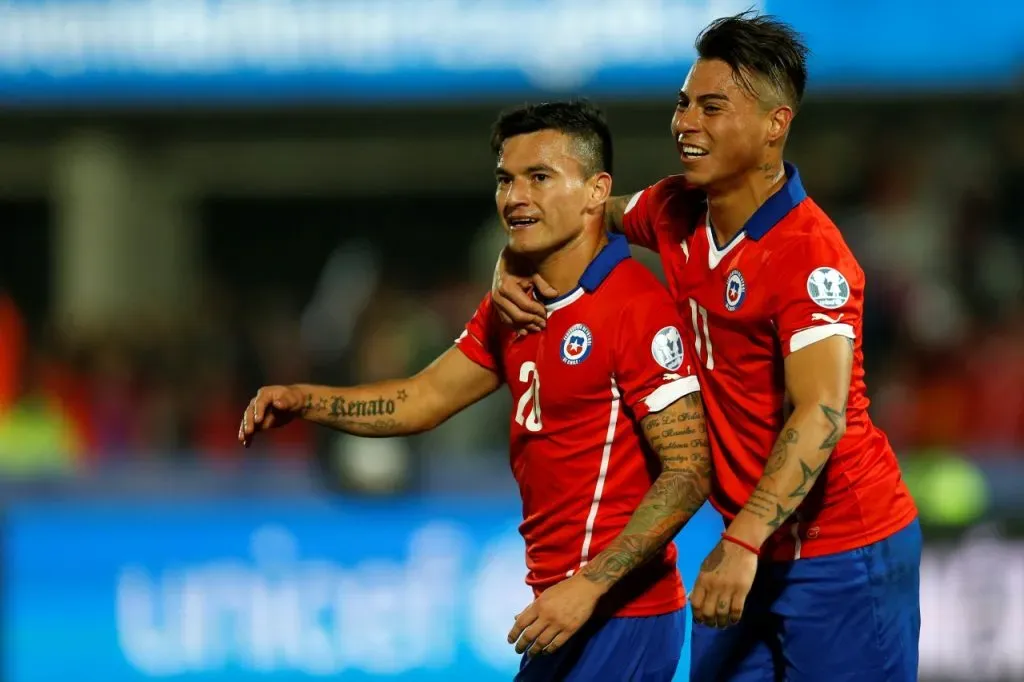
[495,163,558,177]
[678,91,731,105]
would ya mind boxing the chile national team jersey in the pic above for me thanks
[456,233,700,617]
[619,163,918,561]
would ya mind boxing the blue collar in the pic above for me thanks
[580,232,631,291]
[744,161,807,241]
[539,232,630,305]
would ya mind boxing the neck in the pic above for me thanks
[535,225,607,298]
[708,160,787,244]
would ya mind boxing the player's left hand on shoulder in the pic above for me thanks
[690,540,759,629]
[507,573,603,657]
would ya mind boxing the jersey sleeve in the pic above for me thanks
[619,175,691,252]
[454,294,503,375]
[612,289,701,422]
[774,235,863,357]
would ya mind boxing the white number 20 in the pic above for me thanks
[514,361,543,432]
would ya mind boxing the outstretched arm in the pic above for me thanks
[507,391,711,656]
[239,346,501,444]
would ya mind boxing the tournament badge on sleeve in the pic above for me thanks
[651,326,685,371]
[806,267,850,309]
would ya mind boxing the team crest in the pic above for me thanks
[724,269,746,312]
[651,326,685,371]
[806,267,850,309]
[561,323,593,365]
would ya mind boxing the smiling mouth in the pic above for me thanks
[507,217,540,230]
[677,134,709,159]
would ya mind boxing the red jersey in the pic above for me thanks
[456,234,700,617]
[620,163,918,561]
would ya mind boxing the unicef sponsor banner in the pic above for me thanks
[2,500,1023,682]
[0,0,1019,105]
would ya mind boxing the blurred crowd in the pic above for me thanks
[0,105,1022,479]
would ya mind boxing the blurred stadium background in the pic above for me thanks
[0,1,1021,681]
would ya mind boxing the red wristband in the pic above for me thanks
[721,533,761,556]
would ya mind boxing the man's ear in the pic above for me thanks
[589,171,613,209]
[767,105,794,145]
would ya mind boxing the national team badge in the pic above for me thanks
[651,326,685,371]
[806,267,850,309]
[724,269,746,312]
[561,323,593,365]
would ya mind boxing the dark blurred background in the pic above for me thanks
[0,1,1021,681]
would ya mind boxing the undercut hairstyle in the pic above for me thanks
[695,11,809,112]
[490,99,613,177]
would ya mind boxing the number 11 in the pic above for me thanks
[689,298,714,370]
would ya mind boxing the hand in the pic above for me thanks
[238,385,305,447]
[507,573,603,657]
[689,539,759,628]
[491,248,558,335]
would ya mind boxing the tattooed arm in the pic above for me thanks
[602,194,632,234]
[239,346,500,444]
[689,335,853,628]
[506,390,711,656]
[724,335,853,548]
[579,391,712,591]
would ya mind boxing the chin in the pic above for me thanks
[680,168,712,190]
[507,232,550,258]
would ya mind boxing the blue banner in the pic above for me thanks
[5,496,1024,681]
[0,0,1019,106]
[2,499,722,682]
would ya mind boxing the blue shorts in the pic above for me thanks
[515,609,685,682]
[690,519,921,682]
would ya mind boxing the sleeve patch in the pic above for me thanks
[651,325,685,371]
[806,267,850,309]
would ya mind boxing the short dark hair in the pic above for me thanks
[695,11,809,111]
[490,99,613,176]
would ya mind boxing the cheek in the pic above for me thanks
[713,121,758,159]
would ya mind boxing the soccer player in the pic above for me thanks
[239,101,712,681]
[491,14,921,682]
